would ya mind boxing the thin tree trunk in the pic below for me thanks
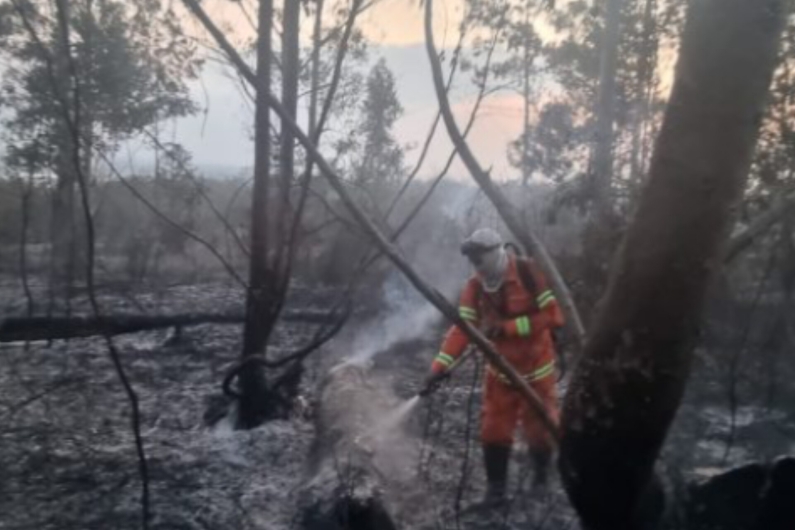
[521,10,532,186]
[281,0,363,290]
[559,1,785,528]
[239,0,275,429]
[275,0,300,293]
[308,0,323,138]
[580,0,623,317]
[51,0,78,298]
[19,172,35,321]
[629,0,656,193]
[592,0,622,215]
[50,0,151,522]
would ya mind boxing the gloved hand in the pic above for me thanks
[482,322,505,340]
[419,370,450,397]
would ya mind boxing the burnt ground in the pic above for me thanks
[1,277,794,530]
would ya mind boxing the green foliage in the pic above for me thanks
[508,102,582,183]
[455,0,686,199]
[351,58,405,188]
[0,0,199,174]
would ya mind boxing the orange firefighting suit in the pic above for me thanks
[430,254,564,452]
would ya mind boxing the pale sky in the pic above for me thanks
[192,0,468,47]
[166,0,530,180]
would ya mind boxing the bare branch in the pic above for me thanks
[423,0,586,352]
[390,29,499,240]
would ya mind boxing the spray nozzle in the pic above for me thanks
[418,370,450,398]
[417,346,476,398]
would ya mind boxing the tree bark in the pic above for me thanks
[559,1,785,528]
[239,0,275,428]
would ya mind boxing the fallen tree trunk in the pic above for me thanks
[684,457,795,530]
[299,363,400,530]
[0,311,338,343]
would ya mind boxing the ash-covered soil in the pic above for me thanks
[2,279,793,530]
[0,280,328,530]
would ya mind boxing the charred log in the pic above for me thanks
[298,364,400,530]
[684,456,795,530]
[0,311,339,343]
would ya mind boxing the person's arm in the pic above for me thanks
[501,261,564,338]
[430,278,479,374]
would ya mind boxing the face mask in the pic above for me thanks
[471,246,507,292]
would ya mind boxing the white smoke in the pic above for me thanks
[338,273,442,367]
[334,178,583,368]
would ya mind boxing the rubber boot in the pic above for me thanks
[481,444,511,508]
[531,449,551,489]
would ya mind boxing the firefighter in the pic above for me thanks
[424,228,564,507]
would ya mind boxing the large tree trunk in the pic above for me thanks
[239,0,276,429]
[559,1,785,529]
